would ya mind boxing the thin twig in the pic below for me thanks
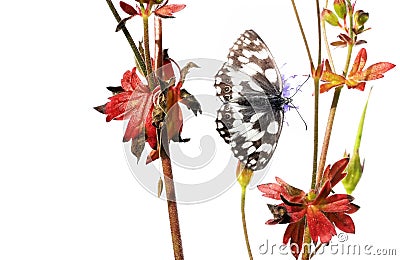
[105,0,147,75]
[290,0,314,69]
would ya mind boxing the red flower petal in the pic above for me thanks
[329,157,349,187]
[120,1,138,16]
[320,194,354,212]
[105,91,134,122]
[347,81,366,91]
[348,48,367,78]
[283,219,305,259]
[155,4,186,18]
[121,68,144,91]
[325,212,355,233]
[346,203,360,214]
[320,71,346,93]
[314,180,332,204]
[307,206,336,243]
[145,106,157,149]
[351,62,396,81]
[258,183,286,200]
[276,177,306,202]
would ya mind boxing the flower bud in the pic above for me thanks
[322,9,340,26]
[333,0,347,19]
[236,162,253,189]
[354,10,369,27]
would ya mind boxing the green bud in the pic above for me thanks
[342,150,364,194]
[342,89,371,194]
[334,0,347,19]
[322,9,340,27]
[236,162,253,189]
[354,10,369,27]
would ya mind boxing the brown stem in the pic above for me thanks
[315,87,342,186]
[155,16,184,260]
[154,16,163,77]
[160,144,184,260]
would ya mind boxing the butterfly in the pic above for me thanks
[214,29,291,171]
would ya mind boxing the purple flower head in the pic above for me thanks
[281,73,301,113]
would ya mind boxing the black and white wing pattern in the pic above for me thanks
[215,30,290,171]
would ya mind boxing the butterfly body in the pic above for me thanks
[215,30,290,171]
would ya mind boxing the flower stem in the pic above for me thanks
[154,16,163,76]
[160,144,184,260]
[105,0,147,76]
[154,17,184,260]
[241,186,253,260]
[142,14,156,90]
[290,0,314,69]
[301,226,311,260]
[316,1,355,186]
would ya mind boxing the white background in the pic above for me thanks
[1,0,399,259]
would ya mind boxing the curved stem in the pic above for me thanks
[105,0,147,75]
[322,0,336,72]
[241,186,253,260]
[290,0,314,69]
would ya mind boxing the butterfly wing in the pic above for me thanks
[215,30,283,101]
[215,30,285,171]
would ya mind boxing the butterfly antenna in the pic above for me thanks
[291,103,307,130]
[288,74,310,99]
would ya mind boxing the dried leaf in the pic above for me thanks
[106,86,124,95]
[180,62,200,83]
[130,131,146,161]
[157,177,163,198]
[180,89,202,116]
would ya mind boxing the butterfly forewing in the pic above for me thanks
[215,30,286,171]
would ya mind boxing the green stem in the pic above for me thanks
[310,77,320,189]
[105,0,147,75]
[322,0,336,73]
[290,0,314,69]
[142,15,156,90]
[241,186,253,260]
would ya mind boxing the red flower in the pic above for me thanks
[94,68,158,160]
[258,158,359,259]
[95,54,201,163]
[320,49,395,93]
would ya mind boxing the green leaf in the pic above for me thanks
[342,89,371,193]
